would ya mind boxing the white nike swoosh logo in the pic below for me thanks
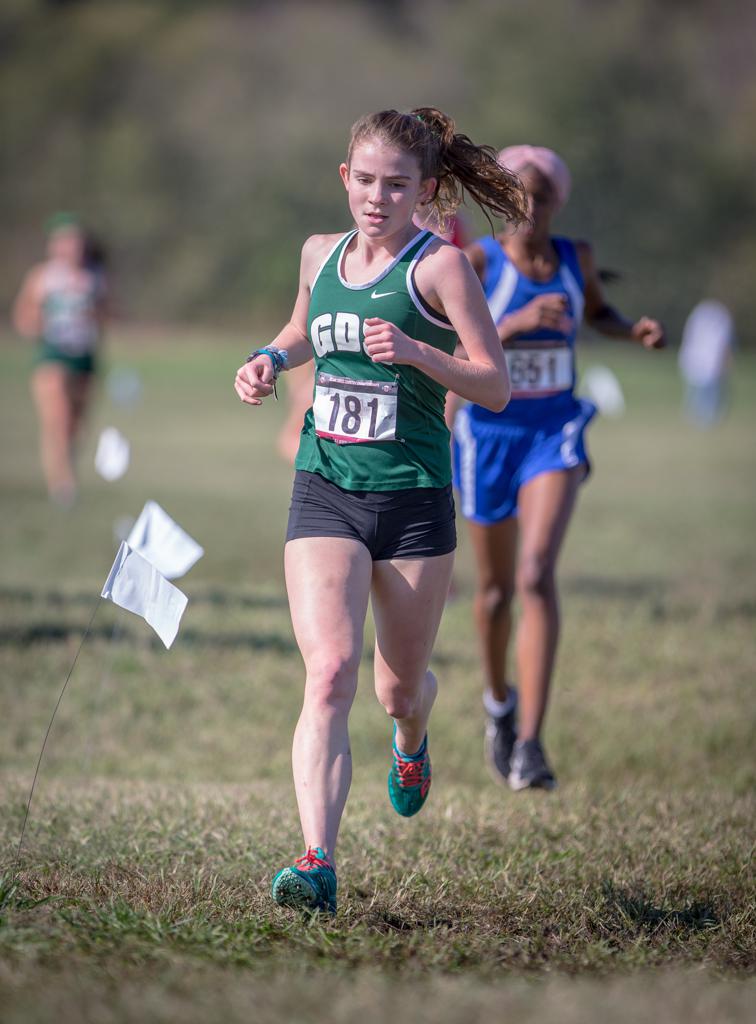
[371,289,397,299]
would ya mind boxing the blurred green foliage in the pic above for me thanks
[1,0,754,341]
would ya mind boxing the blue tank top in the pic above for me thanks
[471,235,585,426]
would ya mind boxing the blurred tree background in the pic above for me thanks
[1,0,754,341]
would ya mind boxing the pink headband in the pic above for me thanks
[497,145,571,209]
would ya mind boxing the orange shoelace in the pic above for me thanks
[294,847,333,872]
[393,751,427,789]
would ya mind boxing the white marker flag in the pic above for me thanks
[101,542,188,648]
[580,365,626,418]
[95,427,131,481]
[126,500,204,580]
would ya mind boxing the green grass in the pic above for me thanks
[0,329,754,1021]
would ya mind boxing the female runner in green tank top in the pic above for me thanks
[234,108,527,914]
[13,214,107,505]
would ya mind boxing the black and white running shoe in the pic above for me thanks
[508,738,557,791]
[484,690,518,785]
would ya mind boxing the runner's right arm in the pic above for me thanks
[12,266,44,338]
[499,295,572,341]
[464,242,572,343]
[234,235,332,406]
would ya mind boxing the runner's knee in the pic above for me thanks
[34,374,71,431]
[377,689,418,720]
[374,676,423,720]
[304,654,359,712]
[517,554,556,599]
[476,580,514,619]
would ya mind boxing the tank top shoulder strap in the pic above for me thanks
[477,233,504,260]
[477,233,506,266]
[475,235,507,297]
[310,231,356,292]
[404,231,454,329]
[401,229,435,264]
[477,236,518,324]
[552,237,584,290]
[552,236,585,325]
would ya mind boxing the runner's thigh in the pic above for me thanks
[467,518,518,593]
[371,553,454,682]
[517,468,583,566]
[285,536,372,674]
[31,364,71,432]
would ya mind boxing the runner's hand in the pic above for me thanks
[505,294,572,337]
[632,317,665,349]
[363,318,418,364]
[234,356,275,406]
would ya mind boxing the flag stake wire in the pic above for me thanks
[82,617,122,774]
[7,596,103,889]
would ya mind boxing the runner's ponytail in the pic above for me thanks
[348,107,529,231]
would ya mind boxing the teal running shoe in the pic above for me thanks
[271,846,337,914]
[388,731,432,818]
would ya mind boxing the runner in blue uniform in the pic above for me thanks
[452,145,664,791]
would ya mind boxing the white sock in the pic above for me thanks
[483,686,517,718]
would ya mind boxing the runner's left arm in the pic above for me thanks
[578,240,665,348]
[363,244,511,412]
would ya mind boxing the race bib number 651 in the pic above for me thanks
[505,344,573,397]
[313,372,399,444]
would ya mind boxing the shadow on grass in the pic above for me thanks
[713,598,756,623]
[0,623,297,654]
[375,909,457,931]
[0,623,462,665]
[0,586,288,611]
[600,881,719,934]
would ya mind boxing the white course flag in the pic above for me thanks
[126,500,204,580]
[580,365,626,418]
[95,427,131,481]
[101,542,188,649]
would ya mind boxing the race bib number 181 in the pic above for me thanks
[313,372,399,444]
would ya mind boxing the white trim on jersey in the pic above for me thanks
[453,406,478,518]
[487,261,519,325]
[560,402,592,468]
[558,262,585,327]
[406,232,456,331]
[336,230,429,291]
[310,231,356,293]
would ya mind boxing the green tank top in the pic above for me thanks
[295,229,458,491]
[40,262,100,356]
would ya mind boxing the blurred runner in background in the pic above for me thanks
[12,213,108,505]
[452,146,665,792]
[678,299,734,426]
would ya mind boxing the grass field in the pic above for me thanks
[1,328,754,1022]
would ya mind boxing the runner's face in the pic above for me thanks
[340,141,436,240]
[518,167,558,239]
[48,227,84,266]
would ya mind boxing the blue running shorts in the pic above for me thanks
[452,399,597,524]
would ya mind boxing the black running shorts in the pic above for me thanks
[286,470,456,561]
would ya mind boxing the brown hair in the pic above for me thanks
[347,107,529,231]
